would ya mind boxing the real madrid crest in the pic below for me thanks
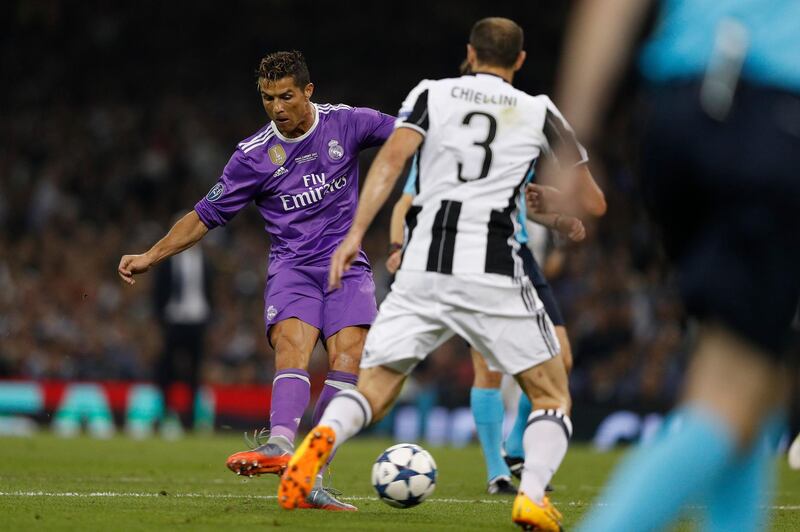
[268,144,287,165]
[328,139,344,161]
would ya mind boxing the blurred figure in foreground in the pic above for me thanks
[557,1,800,530]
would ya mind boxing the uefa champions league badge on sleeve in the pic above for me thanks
[266,305,278,321]
[328,139,344,161]
[206,183,224,202]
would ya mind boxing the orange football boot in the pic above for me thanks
[512,492,563,531]
[226,442,291,477]
[277,426,336,510]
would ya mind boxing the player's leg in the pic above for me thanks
[292,326,367,511]
[704,411,784,532]
[505,248,570,479]
[279,272,452,509]
[269,318,320,443]
[227,267,326,476]
[315,263,378,432]
[227,318,320,476]
[311,265,376,459]
[279,364,409,510]
[505,325,571,476]
[442,274,568,530]
[579,325,785,531]
[504,352,572,532]
[315,327,365,425]
[470,349,515,494]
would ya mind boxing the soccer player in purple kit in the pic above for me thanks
[118,51,395,511]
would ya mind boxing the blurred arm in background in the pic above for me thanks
[555,0,653,144]
[386,193,414,274]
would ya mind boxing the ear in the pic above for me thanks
[304,82,314,100]
[513,50,527,72]
[466,44,478,68]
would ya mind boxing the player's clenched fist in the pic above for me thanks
[555,215,586,242]
[118,253,154,285]
[385,250,402,274]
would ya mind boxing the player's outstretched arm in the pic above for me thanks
[118,210,209,285]
[386,193,414,274]
[329,128,422,288]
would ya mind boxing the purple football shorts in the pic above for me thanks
[263,263,377,341]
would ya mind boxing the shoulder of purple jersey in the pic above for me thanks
[316,102,354,116]
[237,123,277,155]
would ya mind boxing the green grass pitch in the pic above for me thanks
[2,434,800,530]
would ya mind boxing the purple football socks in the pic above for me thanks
[268,368,311,445]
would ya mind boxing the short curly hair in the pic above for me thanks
[469,18,524,68]
[256,50,311,89]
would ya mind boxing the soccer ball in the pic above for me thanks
[371,443,437,508]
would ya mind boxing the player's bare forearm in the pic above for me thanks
[349,129,422,240]
[146,210,209,265]
[390,194,414,245]
[528,212,586,242]
[556,0,652,143]
[118,211,208,285]
[527,212,561,230]
[575,165,606,216]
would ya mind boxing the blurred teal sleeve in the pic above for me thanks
[402,154,418,197]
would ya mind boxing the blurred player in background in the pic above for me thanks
[280,18,604,530]
[153,217,214,436]
[387,155,591,495]
[552,1,800,530]
[118,50,395,510]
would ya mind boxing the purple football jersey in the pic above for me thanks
[195,103,395,274]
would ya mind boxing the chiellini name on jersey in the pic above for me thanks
[450,86,518,107]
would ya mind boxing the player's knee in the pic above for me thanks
[560,349,573,374]
[521,374,572,415]
[555,327,573,374]
[470,349,502,388]
[473,370,502,389]
[329,350,361,373]
[272,333,312,368]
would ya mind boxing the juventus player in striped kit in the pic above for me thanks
[279,18,604,530]
[118,51,395,511]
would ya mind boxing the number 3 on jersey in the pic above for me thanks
[457,111,497,182]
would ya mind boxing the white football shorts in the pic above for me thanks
[361,271,560,375]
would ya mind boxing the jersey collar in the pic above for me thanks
[473,72,508,83]
[271,103,319,143]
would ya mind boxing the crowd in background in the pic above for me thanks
[0,1,688,413]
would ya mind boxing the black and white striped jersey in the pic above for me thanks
[394,73,587,281]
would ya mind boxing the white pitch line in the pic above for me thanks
[0,491,505,505]
[2,492,800,510]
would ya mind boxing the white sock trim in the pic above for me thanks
[324,379,357,391]
[273,373,311,385]
[527,409,573,439]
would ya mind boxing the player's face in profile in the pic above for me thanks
[258,76,314,136]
